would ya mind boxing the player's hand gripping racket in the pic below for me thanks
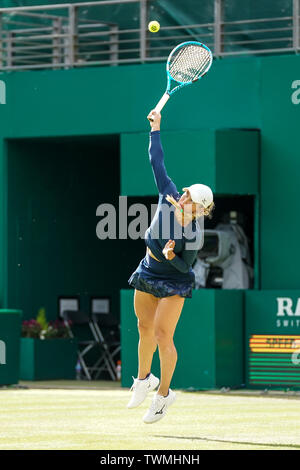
[149,41,213,121]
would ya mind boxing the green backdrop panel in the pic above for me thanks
[121,129,259,197]
[0,53,299,316]
[0,57,260,139]
[215,291,244,388]
[121,130,215,196]
[120,289,216,390]
[215,130,259,194]
[121,289,244,390]
[260,55,300,288]
[6,136,121,321]
[20,338,78,381]
[0,141,8,307]
[0,309,22,385]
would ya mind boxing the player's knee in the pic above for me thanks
[154,327,173,347]
[137,319,154,337]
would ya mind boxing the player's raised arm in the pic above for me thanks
[147,110,172,194]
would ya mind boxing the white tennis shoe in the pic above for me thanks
[127,373,160,409]
[143,389,176,424]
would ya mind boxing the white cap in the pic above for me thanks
[182,184,213,209]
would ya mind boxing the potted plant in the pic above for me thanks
[20,309,78,380]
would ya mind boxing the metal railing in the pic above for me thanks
[0,0,299,71]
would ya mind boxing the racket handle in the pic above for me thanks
[149,93,170,121]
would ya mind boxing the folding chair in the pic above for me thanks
[62,310,115,381]
[91,312,121,381]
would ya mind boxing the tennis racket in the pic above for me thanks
[149,41,213,121]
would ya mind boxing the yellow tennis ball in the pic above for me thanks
[148,21,160,33]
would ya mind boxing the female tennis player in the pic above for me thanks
[127,110,214,424]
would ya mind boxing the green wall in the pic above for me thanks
[121,289,244,389]
[6,136,121,320]
[0,56,260,139]
[0,53,299,312]
[0,140,8,307]
[260,55,300,288]
[121,129,259,196]
[0,310,22,385]
[121,130,216,196]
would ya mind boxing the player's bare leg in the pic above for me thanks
[143,294,184,423]
[155,294,184,396]
[127,290,159,409]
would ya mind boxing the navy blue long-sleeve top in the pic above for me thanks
[144,130,203,281]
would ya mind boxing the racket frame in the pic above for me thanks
[151,41,213,118]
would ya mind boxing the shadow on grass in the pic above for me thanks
[155,435,300,449]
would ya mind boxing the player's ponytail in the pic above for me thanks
[197,201,215,220]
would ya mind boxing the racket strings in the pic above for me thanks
[169,45,211,83]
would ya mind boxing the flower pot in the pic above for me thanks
[20,337,78,380]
